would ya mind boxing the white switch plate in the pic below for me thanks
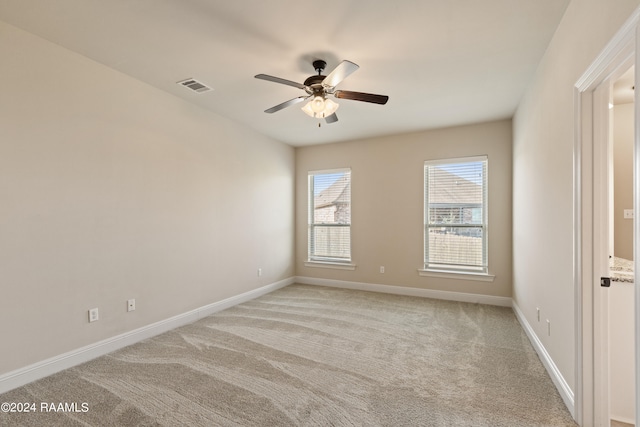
[127,299,136,312]
[624,209,634,219]
[89,308,99,323]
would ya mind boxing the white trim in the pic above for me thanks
[307,168,353,263]
[575,7,640,91]
[423,154,488,167]
[417,269,495,282]
[512,301,575,419]
[304,261,357,270]
[634,28,640,427]
[307,167,351,175]
[572,85,585,427]
[573,7,640,426]
[423,156,489,274]
[295,276,511,306]
[0,277,294,395]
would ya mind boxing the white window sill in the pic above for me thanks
[418,269,495,282]
[305,261,357,271]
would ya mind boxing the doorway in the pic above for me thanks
[608,66,635,427]
[574,10,640,427]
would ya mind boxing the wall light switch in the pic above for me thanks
[127,299,136,312]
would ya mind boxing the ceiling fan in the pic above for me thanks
[255,59,389,124]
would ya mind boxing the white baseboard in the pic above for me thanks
[512,301,575,418]
[2,275,574,423]
[0,277,294,395]
[294,276,512,307]
[297,277,575,417]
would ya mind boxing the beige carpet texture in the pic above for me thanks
[0,284,577,426]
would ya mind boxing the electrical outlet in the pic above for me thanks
[88,308,99,323]
[624,209,634,219]
[380,266,385,274]
[127,299,136,312]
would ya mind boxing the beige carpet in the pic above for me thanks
[0,284,576,426]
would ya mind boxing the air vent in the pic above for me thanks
[177,78,213,94]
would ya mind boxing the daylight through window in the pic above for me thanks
[308,169,351,263]
[424,157,487,273]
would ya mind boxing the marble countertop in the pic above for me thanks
[611,256,634,283]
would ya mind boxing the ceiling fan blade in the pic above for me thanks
[264,96,309,113]
[255,74,306,90]
[322,60,359,89]
[325,113,338,124]
[334,90,389,105]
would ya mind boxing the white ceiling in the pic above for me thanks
[0,0,570,146]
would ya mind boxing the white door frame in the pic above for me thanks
[574,9,640,427]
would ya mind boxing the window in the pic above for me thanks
[308,169,351,264]
[424,156,488,274]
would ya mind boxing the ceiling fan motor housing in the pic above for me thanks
[304,74,326,89]
[304,60,329,94]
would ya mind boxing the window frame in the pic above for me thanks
[422,156,490,277]
[306,168,355,269]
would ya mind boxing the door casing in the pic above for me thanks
[574,10,640,427]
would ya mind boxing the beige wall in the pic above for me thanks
[513,0,640,396]
[613,102,634,260]
[295,120,513,297]
[0,22,295,375]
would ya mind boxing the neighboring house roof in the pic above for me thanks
[313,168,479,208]
[315,175,350,209]
[428,168,482,205]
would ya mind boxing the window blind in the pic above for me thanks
[424,157,487,272]
[308,169,351,263]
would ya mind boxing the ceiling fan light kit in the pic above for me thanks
[255,58,388,124]
[301,96,339,119]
